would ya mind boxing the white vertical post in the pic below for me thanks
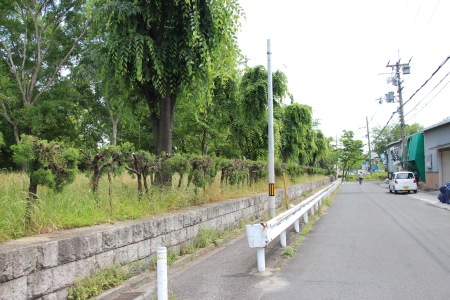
[294,219,300,233]
[304,212,308,224]
[280,231,286,247]
[267,39,275,219]
[157,247,168,300]
[257,247,266,272]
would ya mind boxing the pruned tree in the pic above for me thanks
[11,135,79,225]
[78,147,121,195]
[125,150,155,199]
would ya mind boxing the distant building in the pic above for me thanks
[386,119,450,190]
[423,120,450,189]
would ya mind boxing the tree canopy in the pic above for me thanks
[371,123,424,156]
[94,0,243,155]
[0,0,341,174]
[338,130,364,177]
[0,0,90,144]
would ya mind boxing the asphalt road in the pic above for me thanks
[110,181,450,300]
[259,181,450,300]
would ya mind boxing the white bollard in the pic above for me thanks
[280,231,286,247]
[157,247,168,300]
[257,248,265,272]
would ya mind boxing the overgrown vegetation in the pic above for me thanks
[68,265,129,300]
[0,166,329,241]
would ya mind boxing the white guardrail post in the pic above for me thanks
[246,179,341,272]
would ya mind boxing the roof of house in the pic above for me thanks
[423,119,450,132]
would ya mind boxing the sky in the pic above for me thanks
[237,0,450,146]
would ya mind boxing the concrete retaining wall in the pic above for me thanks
[0,176,336,299]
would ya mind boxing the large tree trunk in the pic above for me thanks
[159,84,176,155]
[142,83,176,186]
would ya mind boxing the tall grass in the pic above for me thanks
[0,170,328,242]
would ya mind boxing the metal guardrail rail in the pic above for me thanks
[245,179,342,272]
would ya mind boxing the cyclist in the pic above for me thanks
[358,172,364,185]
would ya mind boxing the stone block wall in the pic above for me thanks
[0,176,336,299]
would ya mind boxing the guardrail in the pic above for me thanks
[245,179,342,272]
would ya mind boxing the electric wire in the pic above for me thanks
[405,78,450,123]
[411,0,424,31]
[401,55,450,108]
[427,0,441,26]
[404,70,450,118]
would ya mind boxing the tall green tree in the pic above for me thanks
[280,103,313,164]
[0,0,90,144]
[95,0,242,156]
[339,130,364,178]
[236,66,289,160]
[310,129,330,168]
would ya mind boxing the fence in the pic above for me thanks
[245,179,342,272]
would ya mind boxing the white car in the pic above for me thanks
[389,172,418,194]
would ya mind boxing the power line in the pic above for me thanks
[372,111,397,144]
[405,78,450,123]
[411,0,424,31]
[427,0,441,26]
[402,55,450,107]
[404,70,450,118]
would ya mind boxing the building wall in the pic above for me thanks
[425,172,440,190]
[424,122,450,186]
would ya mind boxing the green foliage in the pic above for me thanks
[371,123,424,157]
[0,0,89,146]
[338,130,365,176]
[11,135,79,192]
[94,0,243,155]
[282,246,296,258]
[280,103,314,164]
[194,227,223,248]
[68,265,128,300]
[188,156,219,188]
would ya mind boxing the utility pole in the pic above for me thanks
[366,116,372,174]
[267,39,275,218]
[386,59,410,172]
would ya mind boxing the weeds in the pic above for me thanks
[68,265,128,300]
[0,172,328,241]
[282,246,296,258]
